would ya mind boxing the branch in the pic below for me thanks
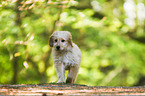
[50,7,63,34]
[100,66,123,85]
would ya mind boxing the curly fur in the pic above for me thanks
[49,31,82,83]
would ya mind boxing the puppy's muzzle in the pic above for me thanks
[56,46,60,50]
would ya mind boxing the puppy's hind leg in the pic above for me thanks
[66,66,79,84]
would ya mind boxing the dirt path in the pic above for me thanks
[0,84,145,95]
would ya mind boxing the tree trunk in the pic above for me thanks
[12,0,22,84]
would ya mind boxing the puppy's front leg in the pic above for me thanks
[55,62,65,83]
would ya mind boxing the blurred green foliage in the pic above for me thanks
[0,0,145,86]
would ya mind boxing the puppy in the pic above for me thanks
[49,31,82,83]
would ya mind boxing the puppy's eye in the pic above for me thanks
[61,40,65,42]
[55,39,57,42]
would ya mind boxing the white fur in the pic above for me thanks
[49,31,82,83]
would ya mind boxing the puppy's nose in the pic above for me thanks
[56,46,60,50]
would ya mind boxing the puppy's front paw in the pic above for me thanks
[57,79,65,83]
[56,81,65,84]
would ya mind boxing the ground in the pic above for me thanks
[0,84,145,95]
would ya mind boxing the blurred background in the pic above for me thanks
[0,0,145,86]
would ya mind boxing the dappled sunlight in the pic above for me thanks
[124,0,145,28]
[23,61,29,69]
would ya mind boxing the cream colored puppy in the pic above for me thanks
[49,31,82,83]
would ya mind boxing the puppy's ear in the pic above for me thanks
[49,35,54,47]
[68,35,73,47]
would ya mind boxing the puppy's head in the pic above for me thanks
[49,31,73,51]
